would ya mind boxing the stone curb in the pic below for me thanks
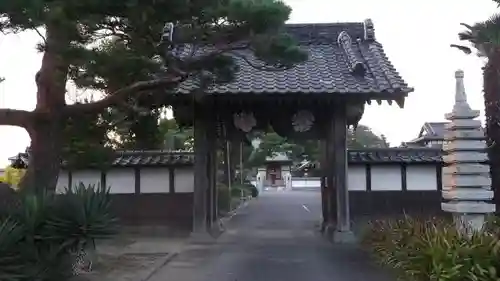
[220,198,252,225]
[140,252,180,281]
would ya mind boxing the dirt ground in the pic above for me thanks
[72,199,249,281]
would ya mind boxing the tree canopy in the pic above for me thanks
[158,118,390,168]
[159,117,194,150]
[0,0,307,191]
[247,124,389,166]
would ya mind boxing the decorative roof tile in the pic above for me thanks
[176,20,412,99]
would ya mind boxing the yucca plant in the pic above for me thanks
[363,216,500,281]
[0,219,26,281]
[4,191,75,280]
[0,182,119,280]
[47,183,118,251]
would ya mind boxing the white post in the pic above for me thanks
[441,70,495,233]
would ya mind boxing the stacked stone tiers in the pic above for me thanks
[441,70,494,223]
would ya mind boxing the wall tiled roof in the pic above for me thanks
[177,20,412,100]
[348,148,443,164]
[10,148,444,168]
[112,150,194,167]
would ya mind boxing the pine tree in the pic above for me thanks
[0,0,307,192]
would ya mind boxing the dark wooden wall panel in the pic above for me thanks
[110,193,194,231]
[349,190,442,217]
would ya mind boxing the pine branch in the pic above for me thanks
[0,108,33,128]
[64,75,187,114]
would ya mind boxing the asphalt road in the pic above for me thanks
[149,189,394,281]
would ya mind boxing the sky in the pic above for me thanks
[0,0,497,166]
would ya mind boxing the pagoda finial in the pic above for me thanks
[453,69,472,113]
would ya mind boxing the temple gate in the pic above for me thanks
[165,19,412,243]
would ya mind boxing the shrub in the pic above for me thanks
[244,183,259,198]
[362,216,500,281]
[0,182,118,281]
[230,185,245,198]
[217,183,231,214]
[0,166,26,189]
[231,183,258,198]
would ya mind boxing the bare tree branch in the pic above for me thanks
[229,50,294,72]
[32,26,47,45]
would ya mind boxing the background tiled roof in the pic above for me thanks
[425,122,447,138]
[177,21,412,98]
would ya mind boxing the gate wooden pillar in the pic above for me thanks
[206,121,218,231]
[192,105,218,240]
[319,140,328,232]
[324,103,355,243]
[332,103,355,243]
[324,111,337,238]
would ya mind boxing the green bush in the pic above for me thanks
[230,185,245,198]
[217,183,231,214]
[362,216,500,281]
[245,183,259,198]
[231,183,258,198]
[0,182,118,281]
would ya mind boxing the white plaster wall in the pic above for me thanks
[281,165,291,171]
[256,170,266,182]
[58,164,441,195]
[72,170,102,189]
[348,166,366,191]
[56,171,70,193]
[174,169,194,193]
[292,178,320,188]
[407,166,438,191]
[106,169,135,194]
[140,168,170,193]
[371,166,402,191]
[282,171,291,189]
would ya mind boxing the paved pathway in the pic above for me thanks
[148,189,395,281]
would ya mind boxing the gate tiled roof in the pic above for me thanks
[177,20,412,101]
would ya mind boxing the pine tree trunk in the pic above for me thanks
[19,118,63,193]
[483,48,500,213]
[18,25,68,193]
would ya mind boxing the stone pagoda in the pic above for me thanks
[441,69,495,231]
